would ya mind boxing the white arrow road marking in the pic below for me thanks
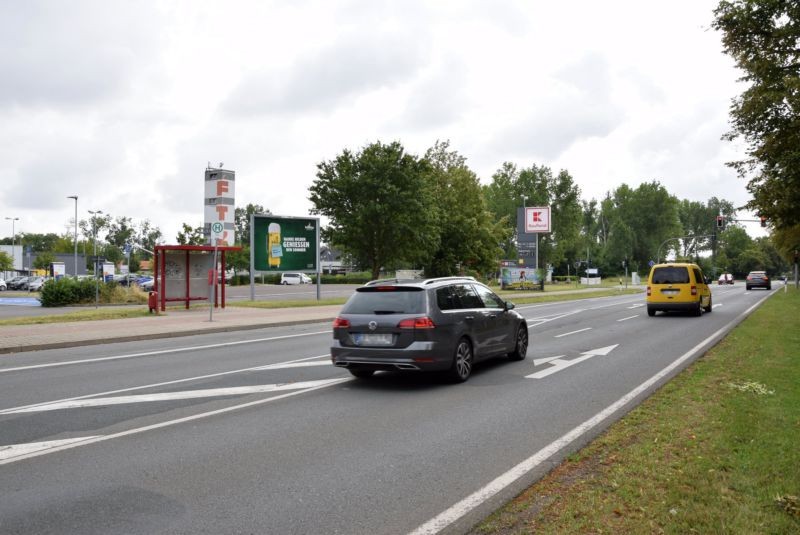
[4,379,343,414]
[554,327,592,338]
[0,437,102,462]
[526,345,619,379]
[617,315,638,322]
[532,355,565,366]
[0,354,331,415]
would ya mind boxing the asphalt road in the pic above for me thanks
[0,285,775,534]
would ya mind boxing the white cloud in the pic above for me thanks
[0,0,765,243]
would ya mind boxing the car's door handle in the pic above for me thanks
[465,315,474,321]
[488,314,497,319]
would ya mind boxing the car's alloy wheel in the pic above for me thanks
[508,326,528,361]
[446,338,473,383]
[704,296,713,313]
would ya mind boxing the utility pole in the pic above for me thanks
[67,196,78,277]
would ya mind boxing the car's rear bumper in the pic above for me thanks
[647,301,700,312]
[330,340,451,372]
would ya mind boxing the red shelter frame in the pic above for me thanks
[153,245,241,312]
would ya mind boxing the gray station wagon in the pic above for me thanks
[330,277,529,382]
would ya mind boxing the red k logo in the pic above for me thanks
[532,211,542,222]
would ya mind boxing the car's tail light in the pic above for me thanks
[764,276,769,281]
[332,317,350,328]
[691,285,697,296]
[646,286,651,296]
[746,275,752,281]
[376,286,396,291]
[398,317,436,329]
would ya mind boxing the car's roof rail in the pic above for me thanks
[423,276,476,285]
[364,277,420,286]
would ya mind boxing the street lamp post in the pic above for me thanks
[67,196,78,277]
[88,210,103,308]
[4,216,19,275]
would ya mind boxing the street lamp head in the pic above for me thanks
[67,195,78,200]
[5,216,19,221]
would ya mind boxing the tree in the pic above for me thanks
[0,251,12,272]
[713,1,800,229]
[135,220,162,258]
[33,251,56,271]
[309,140,437,279]
[421,141,508,277]
[235,203,269,247]
[176,223,205,246]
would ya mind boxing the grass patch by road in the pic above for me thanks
[508,288,642,305]
[227,298,347,309]
[472,286,800,534]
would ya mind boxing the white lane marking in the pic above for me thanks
[526,345,618,379]
[554,327,592,338]
[408,293,770,535]
[0,378,352,466]
[5,379,343,413]
[626,303,645,309]
[526,309,585,327]
[617,315,638,322]
[712,303,723,309]
[0,437,103,462]
[0,330,331,374]
[254,360,331,370]
[0,354,331,415]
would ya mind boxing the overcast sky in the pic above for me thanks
[0,0,765,244]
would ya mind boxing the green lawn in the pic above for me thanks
[473,286,800,534]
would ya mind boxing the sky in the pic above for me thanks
[0,0,767,244]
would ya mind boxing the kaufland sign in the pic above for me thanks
[525,206,551,233]
[204,168,235,246]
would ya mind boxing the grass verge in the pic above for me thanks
[472,286,800,534]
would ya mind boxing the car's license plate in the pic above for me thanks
[353,333,393,346]
[661,289,679,295]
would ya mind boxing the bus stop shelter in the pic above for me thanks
[153,245,241,312]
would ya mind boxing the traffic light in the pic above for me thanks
[716,215,724,229]
[760,216,767,227]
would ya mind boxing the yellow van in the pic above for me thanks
[646,262,712,317]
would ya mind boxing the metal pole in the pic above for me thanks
[88,210,103,308]
[67,196,78,276]
[5,217,19,274]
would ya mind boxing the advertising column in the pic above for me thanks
[204,168,236,246]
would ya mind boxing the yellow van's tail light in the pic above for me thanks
[691,285,697,296]
[647,286,651,296]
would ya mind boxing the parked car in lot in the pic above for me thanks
[745,271,771,290]
[138,277,155,291]
[27,276,48,292]
[280,272,312,285]
[7,276,29,290]
[330,276,529,382]
[717,273,734,285]
[0,278,6,291]
[646,262,712,317]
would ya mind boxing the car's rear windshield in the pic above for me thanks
[342,287,426,314]
[651,267,690,284]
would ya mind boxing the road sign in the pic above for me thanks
[211,222,224,243]
[648,260,655,267]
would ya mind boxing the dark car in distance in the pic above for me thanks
[330,276,529,383]
[745,271,771,290]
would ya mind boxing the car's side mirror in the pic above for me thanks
[505,301,516,311]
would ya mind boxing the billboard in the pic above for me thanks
[204,168,235,246]
[251,215,319,272]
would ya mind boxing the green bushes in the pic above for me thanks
[39,278,147,307]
